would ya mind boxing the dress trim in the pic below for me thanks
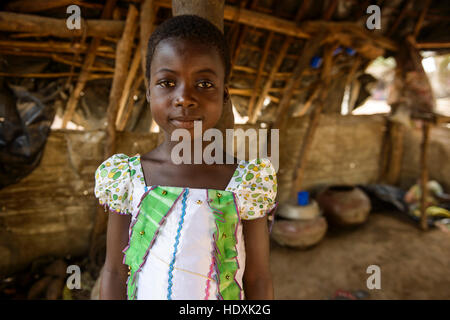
[207,189,242,300]
[167,188,189,299]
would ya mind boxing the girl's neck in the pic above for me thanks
[158,134,228,165]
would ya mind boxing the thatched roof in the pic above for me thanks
[0,0,449,132]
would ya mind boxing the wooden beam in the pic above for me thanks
[273,32,327,130]
[140,0,157,89]
[116,47,142,130]
[294,0,311,22]
[0,40,115,54]
[420,122,431,230]
[413,0,432,39]
[322,0,338,21]
[4,0,102,12]
[387,0,412,37]
[152,0,396,53]
[0,71,112,79]
[0,12,125,38]
[155,0,310,39]
[105,4,139,157]
[118,74,144,131]
[247,31,274,120]
[248,37,292,123]
[61,0,118,129]
[415,42,450,49]
[291,44,335,196]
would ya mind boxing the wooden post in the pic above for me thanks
[291,45,336,197]
[420,122,431,230]
[140,0,157,89]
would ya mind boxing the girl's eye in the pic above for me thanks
[157,80,175,88]
[197,81,214,89]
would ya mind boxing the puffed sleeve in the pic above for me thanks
[233,158,278,220]
[94,153,132,215]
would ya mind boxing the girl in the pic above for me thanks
[94,15,277,300]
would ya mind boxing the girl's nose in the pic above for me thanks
[174,85,197,108]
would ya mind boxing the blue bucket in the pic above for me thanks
[297,191,309,206]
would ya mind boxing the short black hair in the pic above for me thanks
[145,14,231,85]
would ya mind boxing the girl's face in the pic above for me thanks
[147,38,227,138]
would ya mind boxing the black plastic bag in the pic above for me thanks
[0,82,55,189]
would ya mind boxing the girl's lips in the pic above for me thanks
[170,119,202,129]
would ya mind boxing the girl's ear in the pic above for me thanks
[146,87,151,103]
[223,87,230,104]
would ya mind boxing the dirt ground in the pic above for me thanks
[270,211,450,300]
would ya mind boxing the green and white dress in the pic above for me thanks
[94,153,277,300]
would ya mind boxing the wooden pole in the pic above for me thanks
[105,4,139,158]
[140,0,157,89]
[119,74,145,131]
[116,47,142,129]
[420,122,431,230]
[290,45,336,197]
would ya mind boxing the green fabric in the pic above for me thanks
[123,186,242,300]
[123,186,184,300]
[208,190,241,300]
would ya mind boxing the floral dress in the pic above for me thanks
[94,153,277,300]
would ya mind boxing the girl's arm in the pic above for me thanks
[242,215,274,300]
[99,212,131,300]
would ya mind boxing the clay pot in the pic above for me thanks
[277,200,321,220]
[271,217,328,249]
[316,185,371,226]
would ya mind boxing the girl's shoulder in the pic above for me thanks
[226,158,278,220]
[94,153,140,215]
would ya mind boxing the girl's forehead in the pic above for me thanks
[152,38,223,71]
